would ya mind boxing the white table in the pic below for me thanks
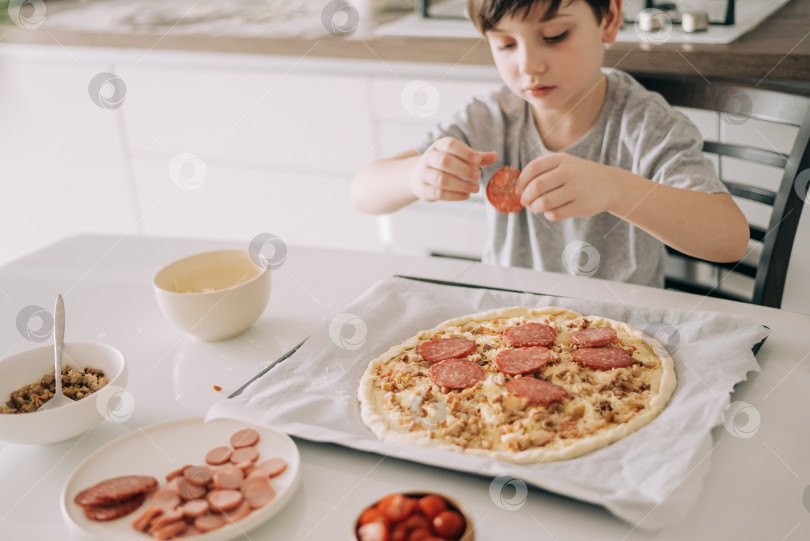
[1,235,808,540]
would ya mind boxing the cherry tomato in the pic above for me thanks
[379,494,417,522]
[358,521,389,541]
[390,523,409,541]
[402,513,431,531]
[406,528,434,541]
[376,493,399,512]
[416,494,447,519]
[432,510,465,538]
[359,507,388,526]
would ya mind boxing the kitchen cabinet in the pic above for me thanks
[130,157,382,253]
[0,47,136,263]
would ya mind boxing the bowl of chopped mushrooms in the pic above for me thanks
[0,341,127,444]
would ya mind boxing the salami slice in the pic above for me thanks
[82,493,146,521]
[503,322,556,347]
[494,347,552,375]
[418,337,477,363]
[570,327,618,348]
[74,475,158,507]
[428,358,484,389]
[486,166,524,214]
[571,346,633,370]
[506,377,566,405]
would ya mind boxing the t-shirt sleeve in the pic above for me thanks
[412,91,504,156]
[633,97,728,195]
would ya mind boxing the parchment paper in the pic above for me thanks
[209,277,769,529]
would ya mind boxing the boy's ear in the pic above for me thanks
[601,0,623,43]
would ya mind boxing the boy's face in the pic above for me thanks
[485,0,621,115]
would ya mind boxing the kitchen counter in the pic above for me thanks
[1,0,809,83]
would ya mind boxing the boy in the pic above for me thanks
[351,0,749,287]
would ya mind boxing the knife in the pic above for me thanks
[228,337,308,398]
[394,274,562,298]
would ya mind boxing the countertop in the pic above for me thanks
[1,0,809,83]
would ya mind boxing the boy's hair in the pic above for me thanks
[467,0,612,34]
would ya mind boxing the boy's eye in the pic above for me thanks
[497,43,516,51]
[544,30,568,43]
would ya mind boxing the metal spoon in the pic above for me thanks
[38,295,72,411]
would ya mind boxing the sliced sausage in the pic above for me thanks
[418,337,476,363]
[131,506,162,532]
[506,377,567,405]
[494,346,552,375]
[428,358,484,389]
[486,165,524,214]
[82,493,146,521]
[74,475,158,507]
[256,457,287,478]
[205,446,233,466]
[570,327,618,347]
[183,465,212,486]
[151,488,181,512]
[230,428,260,449]
[571,346,633,370]
[207,489,244,512]
[194,514,225,533]
[230,446,259,465]
[243,479,276,509]
[165,464,191,482]
[213,466,244,490]
[176,476,206,501]
[503,322,556,347]
[222,500,251,523]
[180,499,209,519]
[151,519,188,541]
[148,506,184,530]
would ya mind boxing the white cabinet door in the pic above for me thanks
[119,62,375,176]
[0,46,135,266]
[131,156,383,253]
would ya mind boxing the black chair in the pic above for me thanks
[631,73,810,308]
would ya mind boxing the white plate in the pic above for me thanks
[61,417,300,541]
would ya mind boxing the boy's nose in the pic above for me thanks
[518,49,547,75]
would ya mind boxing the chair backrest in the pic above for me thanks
[631,73,810,308]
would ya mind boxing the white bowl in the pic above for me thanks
[152,249,271,342]
[0,341,128,445]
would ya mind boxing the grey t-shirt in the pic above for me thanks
[414,69,725,288]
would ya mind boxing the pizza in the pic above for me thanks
[357,306,676,463]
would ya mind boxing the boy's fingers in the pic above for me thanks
[517,154,560,192]
[425,150,482,185]
[476,151,499,166]
[427,169,480,195]
[435,138,497,168]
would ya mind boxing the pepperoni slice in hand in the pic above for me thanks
[503,322,557,347]
[570,327,618,348]
[495,346,552,375]
[429,358,484,389]
[571,346,633,369]
[506,377,566,405]
[418,337,476,363]
[486,166,524,213]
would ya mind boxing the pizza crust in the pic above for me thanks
[357,306,677,463]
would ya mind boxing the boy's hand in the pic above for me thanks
[517,153,616,220]
[411,137,498,202]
